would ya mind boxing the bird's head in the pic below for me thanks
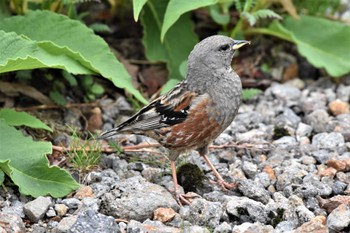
[188,35,250,71]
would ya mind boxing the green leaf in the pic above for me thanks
[141,0,198,92]
[241,12,256,26]
[0,119,79,197]
[251,9,282,23]
[0,169,4,186]
[62,71,78,86]
[0,108,52,132]
[263,16,350,77]
[88,23,111,33]
[133,0,148,22]
[161,0,217,41]
[209,4,230,26]
[283,16,350,77]
[81,75,94,87]
[90,83,105,95]
[0,31,93,74]
[179,60,187,78]
[242,88,261,101]
[49,91,68,106]
[0,10,147,104]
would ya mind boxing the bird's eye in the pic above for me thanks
[219,44,230,52]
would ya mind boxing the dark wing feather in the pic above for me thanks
[99,81,199,139]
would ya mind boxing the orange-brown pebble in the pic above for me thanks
[328,99,350,116]
[74,185,95,199]
[153,208,176,223]
[327,159,350,172]
[318,167,337,178]
[263,166,276,180]
[293,216,327,233]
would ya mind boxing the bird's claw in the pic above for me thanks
[209,179,237,191]
[172,191,200,205]
[177,193,191,206]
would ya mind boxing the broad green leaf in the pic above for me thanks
[0,108,52,132]
[161,0,217,41]
[283,15,350,77]
[141,0,198,93]
[133,0,148,22]
[261,16,350,77]
[0,31,93,74]
[0,10,147,103]
[0,119,79,197]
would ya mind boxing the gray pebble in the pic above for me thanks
[300,155,316,165]
[0,213,26,233]
[101,176,179,222]
[332,181,347,195]
[273,136,298,149]
[295,205,315,224]
[300,92,327,114]
[231,222,274,233]
[185,198,223,229]
[68,210,120,233]
[310,149,330,164]
[213,222,232,233]
[255,172,272,188]
[46,207,56,218]
[336,84,350,102]
[304,109,330,133]
[226,196,269,223]
[1,200,25,218]
[327,204,350,231]
[276,108,301,127]
[23,196,52,223]
[242,161,258,178]
[238,179,270,204]
[275,220,298,232]
[267,83,301,101]
[60,198,81,210]
[312,132,346,153]
[296,123,313,139]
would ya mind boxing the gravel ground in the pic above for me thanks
[1,77,350,233]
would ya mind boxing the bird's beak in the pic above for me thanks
[232,40,250,50]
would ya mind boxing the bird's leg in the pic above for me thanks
[170,160,191,205]
[202,154,237,190]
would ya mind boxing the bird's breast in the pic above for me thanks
[207,72,242,128]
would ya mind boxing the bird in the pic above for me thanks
[99,35,250,204]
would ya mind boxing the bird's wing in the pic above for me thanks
[99,81,202,139]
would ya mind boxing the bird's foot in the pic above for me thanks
[176,193,191,206]
[172,191,200,205]
[209,179,238,191]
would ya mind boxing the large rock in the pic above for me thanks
[101,176,179,221]
[54,209,119,233]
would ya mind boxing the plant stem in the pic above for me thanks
[244,27,294,43]
[230,17,243,38]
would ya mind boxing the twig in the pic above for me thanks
[52,143,162,154]
[15,102,100,111]
[52,141,271,156]
[128,59,163,65]
[123,143,160,150]
[210,142,272,151]
[115,218,129,223]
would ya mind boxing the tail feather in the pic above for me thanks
[98,128,120,140]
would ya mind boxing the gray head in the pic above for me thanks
[187,35,249,74]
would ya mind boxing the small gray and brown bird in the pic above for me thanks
[99,35,250,204]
